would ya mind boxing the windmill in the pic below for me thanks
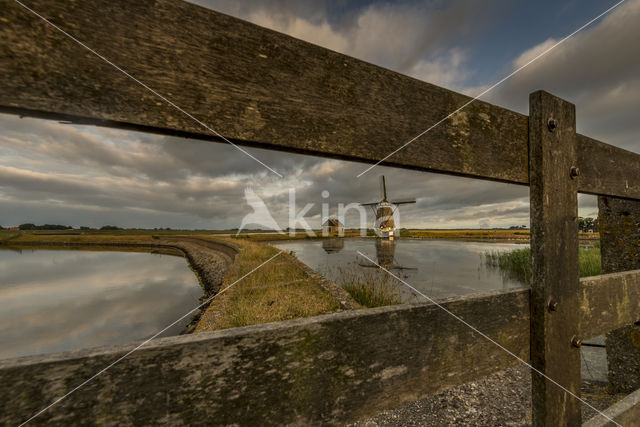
[360,176,416,239]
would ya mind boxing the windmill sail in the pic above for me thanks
[380,176,388,201]
[390,198,417,205]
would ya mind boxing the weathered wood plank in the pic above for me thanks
[599,197,640,271]
[528,90,581,425]
[579,270,640,340]
[578,135,640,200]
[0,289,530,425]
[598,196,640,393]
[0,0,526,183]
[582,387,640,427]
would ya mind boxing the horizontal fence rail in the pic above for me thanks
[579,270,640,340]
[1,0,640,200]
[583,387,640,427]
[1,278,638,424]
[0,290,530,425]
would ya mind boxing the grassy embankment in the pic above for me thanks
[230,229,365,241]
[484,243,602,283]
[1,228,259,240]
[233,229,599,242]
[197,239,341,330]
[0,229,314,246]
[403,229,531,241]
[231,230,404,307]
[401,229,599,242]
[0,230,181,255]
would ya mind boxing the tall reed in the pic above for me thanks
[484,245,602,284]
[333,263,402,307]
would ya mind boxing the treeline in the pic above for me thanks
[0,224,178,231]
[17,223,73,230]
[1,224,125,231]
[506,218,597,232]
[578,217,598,232]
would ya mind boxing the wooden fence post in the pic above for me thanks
[597,196,640,393]
[529,90,581,425]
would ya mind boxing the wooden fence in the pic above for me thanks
[1,0,639,425]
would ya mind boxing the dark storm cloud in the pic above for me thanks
[0,114,316,182]
[190,0,505,89]
[482,1,640,151]
[0,169,245,222]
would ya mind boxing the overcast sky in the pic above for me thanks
[1,0,638,230]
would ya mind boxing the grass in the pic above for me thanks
[3,228,600,244]
[202,240,341,330]
[0,229,288,245]
[579,244,603,278]
[332,263,402,308]
[484,248,532,283]
[230,229,366,241]
[484,244,602,284]
[1,231,156,244]
[231,229,599,242]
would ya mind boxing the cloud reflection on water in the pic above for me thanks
[0,250,201,360]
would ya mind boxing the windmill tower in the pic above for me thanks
[360,176,416,239]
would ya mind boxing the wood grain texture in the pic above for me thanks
[579,270,640,340]
[583,387,640,427]
[0,289,530,425]
[578,135,640,200]
[598,197,640,273]
[597,196,640,393]
[528,91,581,426]
[0,0,525,183]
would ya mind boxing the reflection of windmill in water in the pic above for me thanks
[359,239,417,272]
[360,176,416,239]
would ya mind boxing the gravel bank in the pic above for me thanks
[156,238,237,333]
[163,239,235,295]
[350,365,627,426]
